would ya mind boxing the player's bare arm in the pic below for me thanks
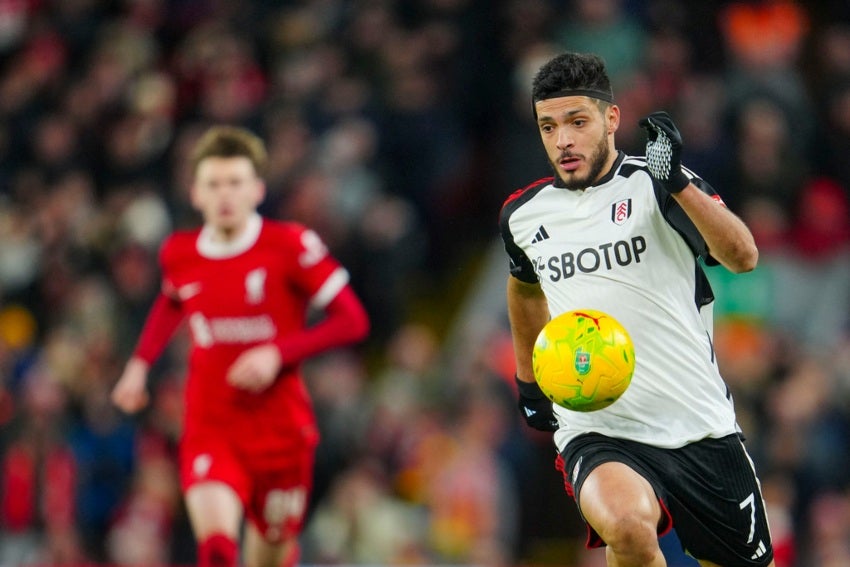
[639,110,758,274]
[508,276,559,432]
[506,276,550,382]
[672,186,759,274]
[111,357,151,413]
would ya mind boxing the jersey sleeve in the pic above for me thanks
[157,234,178,300]
[499,193,541,284]
[272,285,369,367]
[502,232,539,283]
[654,172,721,266]
[272,224,368,366]
[133,237,185,363]
[133,293,184,364]
[283,224,351,308]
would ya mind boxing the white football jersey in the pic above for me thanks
[500,152,739,450]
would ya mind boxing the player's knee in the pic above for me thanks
[244,536,299,567]
[198,533,239,567]
[601,512,659,560]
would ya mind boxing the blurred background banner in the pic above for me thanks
[0,1,848,566]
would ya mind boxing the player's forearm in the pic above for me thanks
[133,293,185,364]
[507,277,550,382]
[274,286,369,366]
[673,185,758,273]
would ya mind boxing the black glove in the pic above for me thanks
[516,376,558,432]
[638,111,690,194]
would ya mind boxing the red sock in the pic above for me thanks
[281,541,300,567]
[198,533,238,567]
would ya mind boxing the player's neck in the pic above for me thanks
[204,213,261,243]
[197,213,262,259]
[210,225,241,242]
[209,218,251,243]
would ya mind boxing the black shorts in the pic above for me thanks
[556,432,774,567]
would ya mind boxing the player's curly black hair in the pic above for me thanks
[532,52,613,103]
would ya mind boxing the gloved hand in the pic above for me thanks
[638,111,690,194]
[516,376,558,432]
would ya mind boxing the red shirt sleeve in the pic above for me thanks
[268,223,370,365]
[132,292,185,364]
[272,282,369,367]
[132,235,187,364]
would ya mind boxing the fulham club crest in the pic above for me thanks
[611,198,632,225]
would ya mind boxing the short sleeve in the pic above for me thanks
[499,209,539,284]
[282,224,350,308]
[655,173,721,266]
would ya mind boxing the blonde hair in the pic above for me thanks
[190,126,268,177]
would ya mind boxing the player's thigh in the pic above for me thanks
[579,461,663,537]
[245,449,315,543]
[242,521,296,567]
[185,481,244,540]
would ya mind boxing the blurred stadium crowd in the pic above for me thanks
[0,0,849,566]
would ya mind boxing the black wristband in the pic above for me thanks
[516,375,546,399]
[666,170,690,193]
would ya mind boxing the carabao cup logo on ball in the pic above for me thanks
[574,348,591,375]
[532,309,635,412]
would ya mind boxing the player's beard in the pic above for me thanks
[555,130,611,191]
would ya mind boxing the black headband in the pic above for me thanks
[534,88,615,104]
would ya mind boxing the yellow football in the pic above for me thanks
[532,309,635,412]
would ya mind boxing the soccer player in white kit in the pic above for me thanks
[500,52,776,567]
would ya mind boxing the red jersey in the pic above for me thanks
[148,214,349,462]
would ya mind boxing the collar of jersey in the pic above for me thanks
[196,213,262,259]
[553,150,626,190]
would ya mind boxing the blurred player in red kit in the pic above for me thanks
[111,126,370,567]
